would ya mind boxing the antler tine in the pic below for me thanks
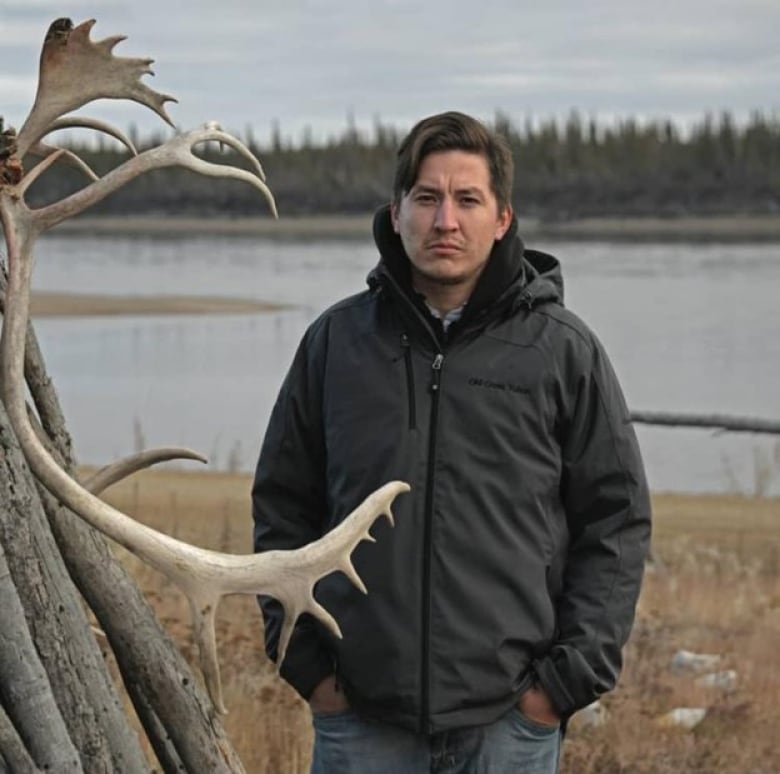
[27,114,141,186]
[40,116,139,156]
[83,448,208,495]
[30,126,278,233]
[17,148,69,195]
[172,125,278,216]
[16,18,176,158]
[271,484,405,663]
[195,124,269,182]
[173,479,411,713]
[28,143,100,183]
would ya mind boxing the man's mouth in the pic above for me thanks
[428,242,462,255]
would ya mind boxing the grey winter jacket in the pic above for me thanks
[252,206,651,734]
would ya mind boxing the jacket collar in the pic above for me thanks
[369,204,526,324]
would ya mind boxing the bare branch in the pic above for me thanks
[1,398,148,770]
[0,542,80,772]
[0,701,41,774]
[630,410,780,435]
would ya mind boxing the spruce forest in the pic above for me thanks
[23,110,780,220]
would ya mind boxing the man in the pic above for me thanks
[252,111,651,773]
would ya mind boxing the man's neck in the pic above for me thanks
[424,300,466,332]
[411,277,474,318]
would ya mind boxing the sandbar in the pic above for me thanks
[30,292,288,318]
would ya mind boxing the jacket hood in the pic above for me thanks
[369,205,563,322]
[521,248,564,307]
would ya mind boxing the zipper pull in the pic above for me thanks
[392,332,411,362]
[430,353,444,393]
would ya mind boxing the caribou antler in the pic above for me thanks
[15,18,175,158]
[27,116,141,184]
[0,18,410,714]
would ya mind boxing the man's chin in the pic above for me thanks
[417,271,468,287]
[433,277,467,287]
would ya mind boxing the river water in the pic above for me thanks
[29,232,780,495]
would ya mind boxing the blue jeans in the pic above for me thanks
[311,706,561,773]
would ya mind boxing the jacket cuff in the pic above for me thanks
[532,657,578,718]
[278,635,335,701]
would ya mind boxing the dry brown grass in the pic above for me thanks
[89,467,780,772]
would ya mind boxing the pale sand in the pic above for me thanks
[30,292,288,318]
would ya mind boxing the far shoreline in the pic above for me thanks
[49,213,780,243]
[29,212,780,318]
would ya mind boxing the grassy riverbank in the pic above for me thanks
[87,465,780,772]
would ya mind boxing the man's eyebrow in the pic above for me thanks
[410,183,487,197]
[456,186,486,197]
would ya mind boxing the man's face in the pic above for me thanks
[391,150,512,299]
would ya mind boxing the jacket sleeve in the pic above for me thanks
[251,320,334,700]
[533,330,651,718]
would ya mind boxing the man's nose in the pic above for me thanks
[434,198,457,231]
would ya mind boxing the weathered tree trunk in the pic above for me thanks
[1,266,245,772]
[0,536,77,772]
[0,699,40,773]
[0,397,147,772]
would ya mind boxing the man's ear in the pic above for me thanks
[390,201,400,233]
[495,206,513,240]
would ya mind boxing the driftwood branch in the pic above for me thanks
[0,701,41,774]
[0,539,77,773]
[0,396,146,771]
[630,411,780,436]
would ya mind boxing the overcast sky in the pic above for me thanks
[2,0,778,146]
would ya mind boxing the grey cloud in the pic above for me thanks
[0,0,777,143]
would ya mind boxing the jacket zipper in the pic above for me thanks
[421,351,444,731]
[374,269,449,730]
[400,333,416,430]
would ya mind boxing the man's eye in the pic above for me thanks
[415,194,436,204]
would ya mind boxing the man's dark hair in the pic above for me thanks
[392,111,514,212]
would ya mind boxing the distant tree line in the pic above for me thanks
[23,111,780,219]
